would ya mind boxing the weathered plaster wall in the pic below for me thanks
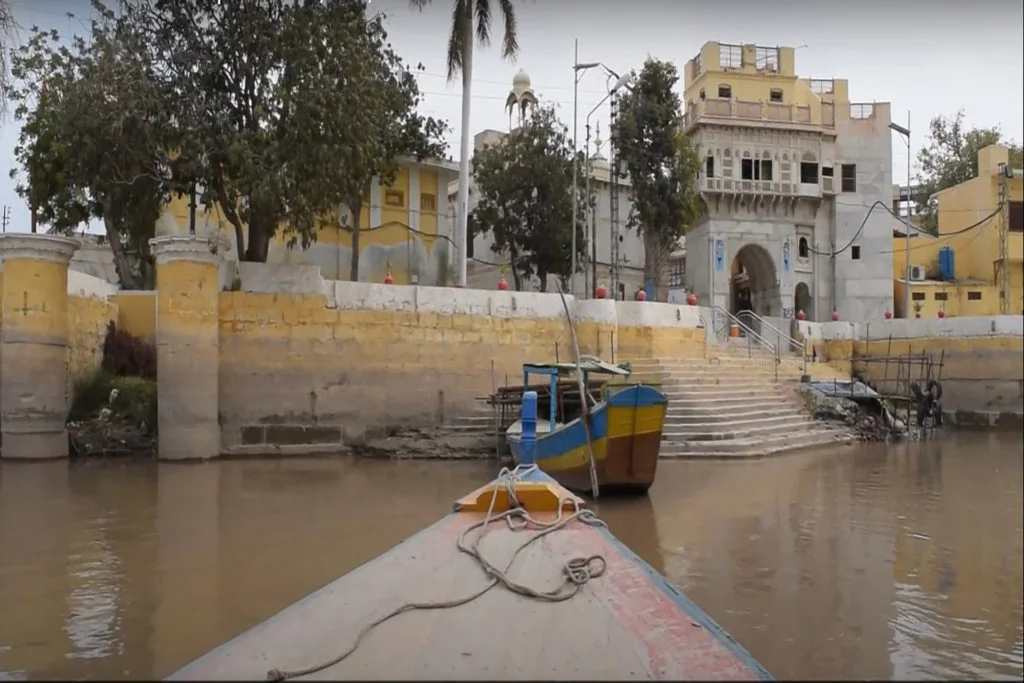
[217,264,706,455]
[799,316,1024,418]
[67,270,120,386]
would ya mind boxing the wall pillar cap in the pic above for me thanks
[149,235,226,266]
[0,233,80,265]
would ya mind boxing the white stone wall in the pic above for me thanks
[833,103,899,321]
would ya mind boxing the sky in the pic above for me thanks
[2,0,1022,234]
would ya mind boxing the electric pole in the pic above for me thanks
[1,206,9,233]
[609,93,621,299]
[998,164,1010,315]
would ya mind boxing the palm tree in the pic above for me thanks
[410,0,519,287]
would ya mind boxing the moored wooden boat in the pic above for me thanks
[166,466,772,681]
[503,360,669,496]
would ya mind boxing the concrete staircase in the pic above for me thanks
[629,346,857,458]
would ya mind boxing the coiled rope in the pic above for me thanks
[266,465,607,682]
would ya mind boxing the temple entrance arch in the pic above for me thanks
[794,282,813,320]
[730,244,782,318]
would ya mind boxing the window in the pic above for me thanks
[742,157,772,181]
[717,84,732,99]
[769,88,784,103]
[420,193,437,212]
[840,164,857,192]
[798,237,810,259]
[384,189,405,207]
[934,292,948,301]
[705,155,715,178]
[822,166,834,178]
[851,245,861,260]
[799,161,819,184]
[967,291,983,301]
[1010,201,1023,233]
[912,292,926,301]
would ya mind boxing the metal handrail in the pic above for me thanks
[711,306,779,382]
[735,310,808,377]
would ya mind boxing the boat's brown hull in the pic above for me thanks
[545,429,664,496]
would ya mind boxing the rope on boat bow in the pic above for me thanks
[265,464,608,682]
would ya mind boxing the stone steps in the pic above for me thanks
[637,352,856,459]
[662,413,814,441]
[659,426,855,458]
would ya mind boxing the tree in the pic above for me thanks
[9,6,174,289]
[469,104,586,291]
[0,0,16,118]
[611,58,702,301]
[132,0,445,268]
[916,110,1023,233]
[410,0,519,287]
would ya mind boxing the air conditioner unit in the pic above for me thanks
[909,264,926,281]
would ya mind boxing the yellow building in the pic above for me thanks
[892,145,1023,318]
[156,157,460,284]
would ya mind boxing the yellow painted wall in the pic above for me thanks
[111,292,157,341]
[894,281,1001,319]
[419,169,439,235]
[66,294,119,386]
[682,41,850,127]
[822,335,1023,414]
[216,292,706,448]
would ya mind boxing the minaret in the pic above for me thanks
[505,69,538,128]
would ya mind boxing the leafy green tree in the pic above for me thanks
[132,0,446,271]
[916,110,1023,233]
[9,7,173,289]
[410,0,519,287]
[611,58,702,301]
[469,104,586,291]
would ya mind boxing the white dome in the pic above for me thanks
[513,69,531,88]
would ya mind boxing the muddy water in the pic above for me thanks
[0,433,1021,681]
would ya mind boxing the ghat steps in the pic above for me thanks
[628,348,857,458]
[442,345,857,460]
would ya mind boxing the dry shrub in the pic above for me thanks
[101,320,157,380]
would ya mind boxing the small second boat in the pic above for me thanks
[503,359,669,496]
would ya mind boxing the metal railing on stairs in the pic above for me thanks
[735,310,809,377]
[710,306,780,383]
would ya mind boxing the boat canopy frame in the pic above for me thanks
[521,360,631,427]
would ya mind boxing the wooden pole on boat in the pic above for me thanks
[555,282,601,499]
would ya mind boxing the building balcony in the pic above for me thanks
[699,174,835,198]
[683,98,836,132]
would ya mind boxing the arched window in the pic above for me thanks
[798,237,810,259]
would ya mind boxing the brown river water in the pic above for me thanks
[0,432,1021,681]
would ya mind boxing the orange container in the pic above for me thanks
[729,322,740,338]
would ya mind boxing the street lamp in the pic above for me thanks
[889,114,911,319]
[571,42,632,297]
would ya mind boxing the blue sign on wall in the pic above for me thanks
[782,239,792,274]
[713,238,725,272]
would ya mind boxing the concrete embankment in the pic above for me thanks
[799,316,1024,429]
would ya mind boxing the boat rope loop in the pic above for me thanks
[266,465,607,682]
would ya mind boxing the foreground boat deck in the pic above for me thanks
[169,506,770,681]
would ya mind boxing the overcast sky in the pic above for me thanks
[3,0,1022,234]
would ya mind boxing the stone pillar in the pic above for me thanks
[0,234,79,459]
[150,236,221,460]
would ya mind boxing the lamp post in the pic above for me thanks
[572,48,633,297]
[890,114,911,319]
[580,72,635,297]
